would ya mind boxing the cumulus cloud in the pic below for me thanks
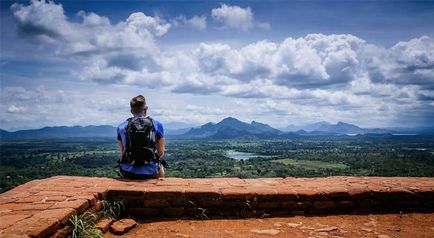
[172,15,207,30]
[10,2,434,96]
[11,0,170,83]
[7,0,434,128]
[11,0,69,40]
[186,34,367,89]
[366,36,434,89]
[7,105,26,113]
[211,4,269,31]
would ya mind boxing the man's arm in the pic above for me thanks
[156,137,165,158]
[117,139,125,156]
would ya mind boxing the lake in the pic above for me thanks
[225,150,269,160]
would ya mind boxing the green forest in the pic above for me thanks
[1,135,434,193]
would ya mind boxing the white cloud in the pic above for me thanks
[6,0,434,128]
[7,105,26,113]
[211,4,269,31]
[366,36,434,88]
[172,15,207,30]
[11,0,170,76]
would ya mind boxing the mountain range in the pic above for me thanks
[183,117,284,139]
[0,125,116,140]
[1,117,433,140]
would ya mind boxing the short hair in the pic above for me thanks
[130,95,147,114]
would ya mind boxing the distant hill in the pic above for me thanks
[183,117,283,139]
[1,118,432,141]
[283,121,336,132]
[284,121,396,135]
[0,125,116,140]
[316,121,365,134]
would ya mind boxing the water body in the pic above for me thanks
[225,150,269,160]
[392,134,417,136]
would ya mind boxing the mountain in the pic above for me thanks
[316,121,364,134]
[285,121,397,135]
[2,119,432,141]
[0,125,116,140]
[282,121,332,132]
[165,127,192,135]
[183,117,283,139]
[303,121,333,132]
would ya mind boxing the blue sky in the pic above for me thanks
[1,0,434,130]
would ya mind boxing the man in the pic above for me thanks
[117,95,165,179]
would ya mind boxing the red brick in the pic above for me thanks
[5,209,40,216]
[313,201,335,210]
[95,218,113,233]
[128,207,159,216]
[38,208,75,225]
[50,225,72,238]
[290,210,305,216]
[18,203,53,211]
[0,214,31,229]
[197,198,223,207]
[257,201,280,209]
[0,203,25,212]
[220,188,255,199]
[110,219,137,235]
[2,216,59,238]
[16,196,46,203]
[43,196,67,202]
[2,175,434,236]
[51,199,89,213]
[162,207,185,216]
[143,198,169,208]
[282,201,312,210]
[88,200,103,213]
[336,200,355,210]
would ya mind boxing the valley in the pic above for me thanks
[1,134,433,193]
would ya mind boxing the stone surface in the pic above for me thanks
[250,229,281,235]
[95,217,113,233]
[0,176,433,237]
[104,213,434,238]
[110,218,137,235]
[315,226,338,232]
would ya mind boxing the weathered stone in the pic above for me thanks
[315,226,338,232]
[0,214,31,229]
[128,207,159,216]
[1,176,434,236]
[287,222,303,227]
[95,218,113,233]
[250,229,280,235]
[163,207,185,216]
[313,201,335,210]
[51,225,72,238]
[110,218,137,235]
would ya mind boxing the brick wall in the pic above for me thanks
[0,176,433,237]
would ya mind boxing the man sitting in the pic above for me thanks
[117,95,165,179]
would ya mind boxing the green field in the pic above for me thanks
[1,135,434,193]
[271,159,348,170]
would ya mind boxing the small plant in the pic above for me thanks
[70,211,103,238]
[188,200,208,219]
[100,200,125,220]
[69,200,125,238]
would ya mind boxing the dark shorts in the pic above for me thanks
[119,166,159,179]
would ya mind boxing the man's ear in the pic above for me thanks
[130,109,134,114]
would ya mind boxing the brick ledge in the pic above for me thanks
[0,176,433,237]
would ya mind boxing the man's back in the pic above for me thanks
[116,95,165,179]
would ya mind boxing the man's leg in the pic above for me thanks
[158,165,165,178]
